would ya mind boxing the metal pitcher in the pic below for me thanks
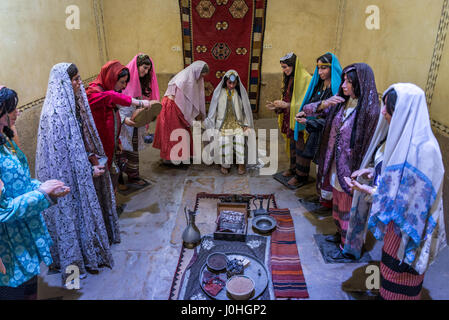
[252,194,273,216]
[182,207,201,249]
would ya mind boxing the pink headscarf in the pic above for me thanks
[123,53,160,100]
[166,60,207,125]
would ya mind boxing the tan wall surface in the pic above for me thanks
[257,0,340,117]
[0,0,103,106]
[3,0,449,180]
[102,0,183,74]
[338,0,443,94]
[261,0,339,74]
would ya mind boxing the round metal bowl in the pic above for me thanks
[252,215,277,234]
[226,275,255,300]
[206,253,228,272]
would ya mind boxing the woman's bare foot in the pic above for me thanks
[282,169,294,177]
[118,184,129,191]
[221,167,229,175]
[287,176,299,186]
[238,165,246,175]
[129,177,148,186]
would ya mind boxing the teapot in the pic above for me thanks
[251,194,273,216]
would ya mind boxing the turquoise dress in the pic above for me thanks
[0,137,53,287]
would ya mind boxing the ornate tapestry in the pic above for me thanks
[179,0,268,112]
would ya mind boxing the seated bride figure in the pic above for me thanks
[204,70,254,175]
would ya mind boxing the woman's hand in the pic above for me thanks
[319,95,345,110]
[93,165,106,177]
[0,257,5,275]
[142,100,152,108]
[124,117,137,127]
[351,168,375,180]
[344,177,374,195]
[273,100,289,109]
[266,101,276,110]
[295,111,307,124]
[40,180,70,198]
[0,179,3,196]
[117,143,123,154]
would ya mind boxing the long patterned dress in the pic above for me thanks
[0,138,53,288]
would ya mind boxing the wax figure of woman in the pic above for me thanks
[266,53,311,185]
[205,70,254,175]
[0,87,69,299]
[295,53,342,195]
[302,63,380,258]
[118,53,160,188]
[36,63,122,282]
[344,83,446,299]
[153,61,209,163]
[86,60,152,189]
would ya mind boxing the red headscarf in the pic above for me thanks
[86,60,128,94]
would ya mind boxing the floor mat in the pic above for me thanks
[313,234,373,264]
[272,172,313,190]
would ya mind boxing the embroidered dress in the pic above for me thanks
[219,91,245,168]
[293,53,342,181]
[0,138,53,288]
[119,54,160,181]
[36,63,117,283]
[205,70,254,169]
[345,84,446,278]
[153,61,207,161]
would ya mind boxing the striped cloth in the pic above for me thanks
[121,127,140,181]
[332,188,352,246]
[380,222,425,300]
[269,209,309,298]
[295,131,311,178]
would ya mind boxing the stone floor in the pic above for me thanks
[37,118,449,300]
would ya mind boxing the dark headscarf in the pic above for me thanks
[0,87,18,143]
[318,63,380,178]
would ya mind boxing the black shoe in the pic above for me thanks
[116,204,125,216]
[144,134,154,144]
[325,233,341,243]
[331,249,356,261]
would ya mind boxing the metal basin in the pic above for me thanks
[252,215,277,234]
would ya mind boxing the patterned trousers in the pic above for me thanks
[219,134,245,168]
[119,128,140,182]
[332,187,352,245]
[380,222,425,300]
[290,131,311,178]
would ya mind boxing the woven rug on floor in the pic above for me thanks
[269,208,309,299]
[169,245,198,300]
[181,235,271,300]
[178,0,268,112]
[170,192,277,300]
